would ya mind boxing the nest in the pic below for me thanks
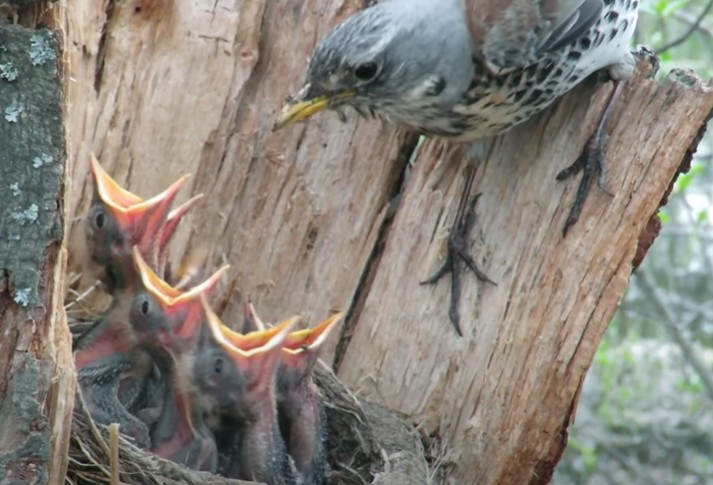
[64,277,439,485]
[67,391,248,485]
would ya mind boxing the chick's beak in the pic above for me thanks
[273,88,356,131]
[89,153,143,207]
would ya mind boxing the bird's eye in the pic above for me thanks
[89,207,107,230]
[95,212,106,229]
[140,299,150,315]
[354,62,379,81]
[214,357,224,374]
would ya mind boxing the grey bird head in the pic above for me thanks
[274,0,474,133]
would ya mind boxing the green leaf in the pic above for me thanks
[676,172,694,192]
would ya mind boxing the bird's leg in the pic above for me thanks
[556,80,627,235]
[420,160,495,336]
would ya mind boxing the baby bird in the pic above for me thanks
[277,312,343,485]
[129,247,229,470]
[241,303,343,484]
[75,155,191,448]
[193,300,299,484]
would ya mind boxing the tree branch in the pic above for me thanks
[655,0,713,54]
[634,268,713,401]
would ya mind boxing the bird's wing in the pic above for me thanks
[468,0,604,71]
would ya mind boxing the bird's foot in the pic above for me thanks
[556,80,627,236]
[420,193,495,336]
[556,132,612,236]
[632,45,659,78]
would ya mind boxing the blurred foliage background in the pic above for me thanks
[554,1,713,483]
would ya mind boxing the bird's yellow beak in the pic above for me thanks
[273,90,356,131]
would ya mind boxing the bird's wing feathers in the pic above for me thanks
[537,0,604,53]
[468,0,604,71]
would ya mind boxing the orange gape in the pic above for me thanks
[131,247,228,352]
[157,194,207,289]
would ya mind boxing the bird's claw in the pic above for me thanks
[556,134,612,236]
[557,81,627,236]
[420,193,494,336]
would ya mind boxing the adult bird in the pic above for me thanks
[274,0,640,335]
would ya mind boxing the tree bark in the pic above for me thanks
[0,7,73,485]
[60,1,713,484]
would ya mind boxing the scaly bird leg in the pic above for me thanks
[556,80,627,235]
[421,160,495,336]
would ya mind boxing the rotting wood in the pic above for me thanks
[59,1,713,484]
[0,20,72,485]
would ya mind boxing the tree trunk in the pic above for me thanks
[337,65,713,483]
[0,4,73,484]
[60,1,713,484]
